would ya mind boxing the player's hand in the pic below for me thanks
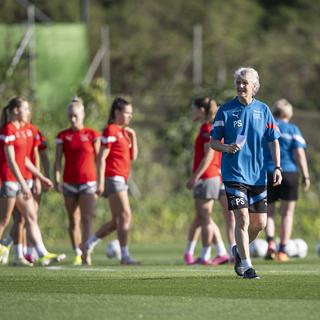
[273,169,282,186]
[186,176,198,190]
[96,183,104,196]
[54,181,62,193]
[224,143,241,154]
[41,177,53,191]
[302,177,310,191]
[22,185,32,200]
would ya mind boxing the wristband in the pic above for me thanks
[274,166,283,173]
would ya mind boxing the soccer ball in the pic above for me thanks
[249,239,268,258]
[294,238,308,258]
[284,239,298,257]
[106,240,121,260]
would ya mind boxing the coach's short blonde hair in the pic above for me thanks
[272,99,293,120]
[234,67,260,96]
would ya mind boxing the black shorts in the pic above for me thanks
[224,182,267,213]
[267,172,298,203]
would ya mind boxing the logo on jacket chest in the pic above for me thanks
[233,120,243,128]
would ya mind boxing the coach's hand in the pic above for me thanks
[224,143,241,154]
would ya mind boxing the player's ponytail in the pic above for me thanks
[206,98,218,122]
[0,96,26,129]
[192,97,218,122]
[108,97,130,124]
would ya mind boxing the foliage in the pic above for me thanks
[0,0,320,242]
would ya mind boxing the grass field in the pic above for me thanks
[1,243,320,320]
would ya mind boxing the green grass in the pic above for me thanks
[1,243,320,320]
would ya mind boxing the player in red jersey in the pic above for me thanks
[184,98,235,265]
[55,98,100,265]
[84,97,138,265]
[0,120,42,264]
[0,97,65,266]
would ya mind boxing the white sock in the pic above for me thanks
[75,247,82,256]
[13,244,24,258]
[228,244,234,257]
[200,246,211,261]
[86,235,101,251]
[26,247,34,255]
[185,241,197,255]
[35,243,49,257]
[242,258,252,272]
[121,246,129,259]
[3,235,13,247]
[215,242,227,256]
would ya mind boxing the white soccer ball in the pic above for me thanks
[249,239,268,258]
[294,238,308,258]
[106,240,121,260]
[285,239,298,257]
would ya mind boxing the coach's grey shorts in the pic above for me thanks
[193,176,222,200]
[102,176,128,198]
[62,181,97,197]
[0,181,22,198]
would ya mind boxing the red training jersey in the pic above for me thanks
[38,130,47,152]
[0,122,29,182]
[24,122,41,179]
[56,127,100,184]
[101,124,132,180]
[192,122,221,179]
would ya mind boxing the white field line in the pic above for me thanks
[45,266,320,274]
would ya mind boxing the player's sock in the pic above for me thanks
[13,244,24,258]
[2,235,13,247]
[86,235,101,251]
[241,258,253,272]
[279,243,286,253]
[228,244,234,257]
[200,246,211,261]
[185,240,197,255]
[120,246,130,259]
[216,242,227,256]
[35,243,49,257]
[75,247,82,256]
[267,236,275,243]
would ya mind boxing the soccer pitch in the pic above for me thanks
[1,243,319,320]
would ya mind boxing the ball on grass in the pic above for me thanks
[249,239,268,258]
[285,239,298,257]
[294,238,308,258]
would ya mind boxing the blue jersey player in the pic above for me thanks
[264,99,310,261]
[210,67,282,279]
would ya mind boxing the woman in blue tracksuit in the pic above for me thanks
[210,67,282,279]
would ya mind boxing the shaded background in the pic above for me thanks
[0,0,319,244]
